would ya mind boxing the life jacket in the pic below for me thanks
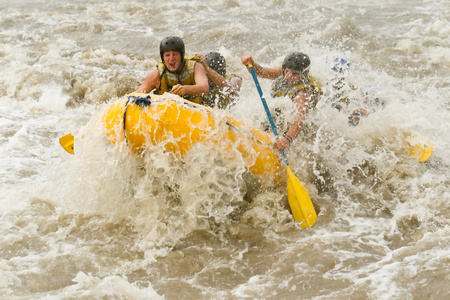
[155,57,203,104]
[271,74,323,109]
[202,74,241,109]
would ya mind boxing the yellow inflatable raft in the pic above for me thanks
[102,93,284,184]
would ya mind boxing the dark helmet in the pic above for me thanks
[282,52,311,73]
[205,52,226,77]
[160,36,185,62]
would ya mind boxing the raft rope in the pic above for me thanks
[121,94,270,150]
[122,95,152,145]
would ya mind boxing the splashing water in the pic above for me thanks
[1,0,449,299]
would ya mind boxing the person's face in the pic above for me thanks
[163,51,182,72]
[284,68,302,85]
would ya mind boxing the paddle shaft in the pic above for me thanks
[248,63,317,227]
[248,64,289,166]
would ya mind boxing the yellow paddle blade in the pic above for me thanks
[59,133,75,155]
[286,166,317,228]
[406,132,434,162]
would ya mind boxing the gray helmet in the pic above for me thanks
[282,52,310,73]
[205,52,226,77]
[160,36,185,62]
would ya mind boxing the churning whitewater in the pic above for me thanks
[1,0,449,299]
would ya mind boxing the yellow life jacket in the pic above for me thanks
[156,57,202,104]
[271,74,323,108]
[203,74,241,109]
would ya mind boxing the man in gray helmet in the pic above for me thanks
[241,52,322,150]
[195,52,242,109]
[135,36,209,104]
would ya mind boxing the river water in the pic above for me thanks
[1,0,449,299]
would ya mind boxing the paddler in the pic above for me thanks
[327,57,373,126]
[195,52,242,109]
[135,36,209,104]
[241,52,322,151]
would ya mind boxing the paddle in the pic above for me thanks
[59,133,75,154]
[57,93,164,156]
[407,132,434,162]
[247,63,317,228]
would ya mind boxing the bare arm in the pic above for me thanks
[205,66,227,87]
[134,69,160,93]
[171,63,209,96]
[195,53,226,87]
[194,53,239,92]
[274,90,312,150]
[241,54,282,79]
